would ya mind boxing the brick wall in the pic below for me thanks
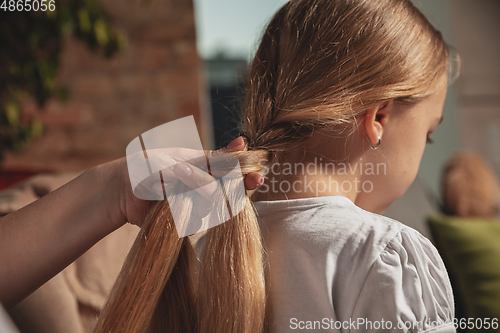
[453,0,500,176]
[2,0,210,172]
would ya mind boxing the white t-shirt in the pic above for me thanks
[253,195,456,333]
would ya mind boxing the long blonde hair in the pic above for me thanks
[95,0,453,332]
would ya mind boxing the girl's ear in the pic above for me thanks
[364,100,391,147]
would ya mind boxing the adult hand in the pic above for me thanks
[101,136,264,228]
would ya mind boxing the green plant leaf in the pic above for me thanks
[5,103,20,127]
[78,8,91,32]
[31,118,44,138]
[94,19,109,46]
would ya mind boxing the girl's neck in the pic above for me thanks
[251,149,363,204]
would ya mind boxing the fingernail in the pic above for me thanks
[257,176,264,186]
[226,137,244,151]
[173,162,192,178]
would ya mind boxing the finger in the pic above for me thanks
[244,172,264,191]
[172,162,219,201]
[221,136,245,152]
[216,137,266,192]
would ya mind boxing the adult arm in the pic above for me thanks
[0,137,263,307]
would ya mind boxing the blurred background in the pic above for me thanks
[0,0,499,235]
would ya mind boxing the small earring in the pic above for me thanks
[370,136,381,150]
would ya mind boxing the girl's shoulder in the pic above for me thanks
[316,198,456,331]
[342,211,456,332]
[348,224,456,332]
[255,195,418,259]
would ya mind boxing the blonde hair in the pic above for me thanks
[442,151,500,218]
[95,0,454,332]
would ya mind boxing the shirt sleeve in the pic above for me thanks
[349,228,456,333]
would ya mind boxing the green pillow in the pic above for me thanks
[428,215,500,332]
